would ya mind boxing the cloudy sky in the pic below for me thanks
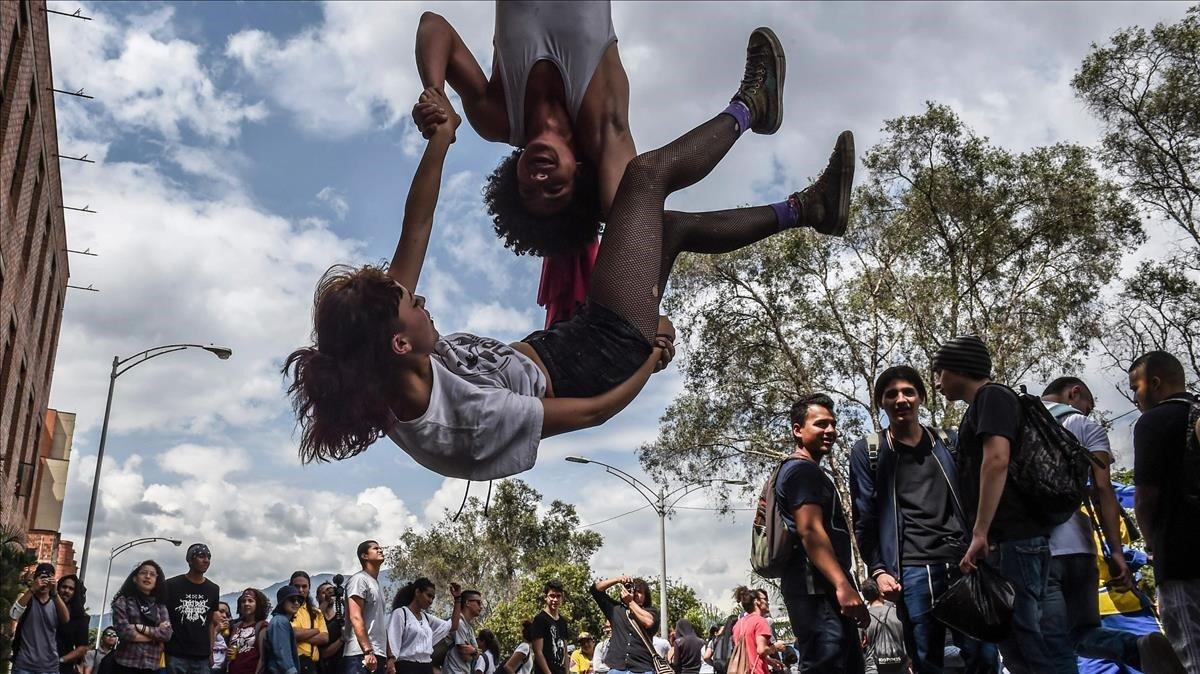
[43,0,1190,611]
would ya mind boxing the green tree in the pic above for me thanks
[639,103,1142,514]
[1073,6,1200,391]
[482,561,604,654]
[643,577,704,633]
[386,480,602,617]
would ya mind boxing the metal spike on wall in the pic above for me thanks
[50,87,93,99]
[59,204,96,213]
[54,152,94,163]
[66,284,99,292]
[64,248,98,257]
[43,7,92,20]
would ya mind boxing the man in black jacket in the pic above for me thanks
[590,576,659,674]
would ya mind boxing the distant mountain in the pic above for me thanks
[90,570,397,629]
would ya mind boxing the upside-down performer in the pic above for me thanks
[285,29,854,480]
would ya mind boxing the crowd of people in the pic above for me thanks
[6,343,1198,674]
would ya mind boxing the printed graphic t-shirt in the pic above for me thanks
[531,611,568,674]
[386,333,547,481]
[165,575,220,659]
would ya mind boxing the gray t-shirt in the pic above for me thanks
[342,571,387,657]
[442,619,477,674]
[1045,403,1112,557]
[14,597,60,672]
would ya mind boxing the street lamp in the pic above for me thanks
[78,344,232,585]
[94,537,182,652]
[565,456,746,637]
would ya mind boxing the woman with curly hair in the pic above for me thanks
[414,2,630,326]
[227,589,270,674]
[286,30,853,480]
[110,561,173,674]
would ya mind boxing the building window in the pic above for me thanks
[29,224,49,327]
[5,364,26,474]
[22,156,44,271]
[9,105,32,208]
[1,23,21,136]
[0,320,15,464]
[37,278,55,356]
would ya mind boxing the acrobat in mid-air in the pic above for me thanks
[285,26,855,481]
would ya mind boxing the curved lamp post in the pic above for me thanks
[93,537,182,652]
[565,456,746,637]
[78,344,232,585]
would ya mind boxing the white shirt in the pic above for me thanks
[513,643,534,674]
[386,333,547,481]
[387,607,454,662]
[343,571,387,657]
[652,636,669,659]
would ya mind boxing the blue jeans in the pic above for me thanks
[781,591,864,674]
[899,563,999,673]
[339,656,370,674]
[1041,553,1141,672]
[167,656,212,674]
[14,668,59,674]
[988,536,1053,674]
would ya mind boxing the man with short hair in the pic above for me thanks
[570,633,594,674]
[444,590,483,674]
[342,541,388,674]
[590,577,658,674]
[165,544,221,674]
[1040,376,1183,672]
[1129,351,1200,672]
[83,628,118,674]
[10,563,70,674]
[934,335,1053,672]
[776,393,867,673]
[264,585,305,674]
[850,365,997,673]
[290,571,329,674]
[861,579,907,674]
[532,581,570,674]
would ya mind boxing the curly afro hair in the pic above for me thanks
[482,149,603,257]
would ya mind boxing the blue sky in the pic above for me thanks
[43,0,1191,608]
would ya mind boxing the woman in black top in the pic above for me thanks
[669,621,702,674]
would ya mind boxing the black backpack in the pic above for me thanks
[995,383,1104,526]
[709,614,739,674]
[1163,397,1200,510]
[865,605,906,673]
[750,459,799,578]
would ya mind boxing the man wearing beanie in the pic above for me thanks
[165,544,221,674]
[934,335,1054,673]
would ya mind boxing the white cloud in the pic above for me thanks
[48,1,266,144]
[317,187,350,220]
[461,302,537,337]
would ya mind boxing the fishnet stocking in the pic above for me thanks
[590,113,780,339]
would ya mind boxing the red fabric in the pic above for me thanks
[537,237,600,328]
[734,613,772,674]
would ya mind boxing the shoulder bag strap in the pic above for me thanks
[624,609,666,667]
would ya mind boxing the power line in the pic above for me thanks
[576,503,652,530]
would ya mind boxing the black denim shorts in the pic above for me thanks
[523,302,653,398]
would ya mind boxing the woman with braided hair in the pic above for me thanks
[285,28,854,480]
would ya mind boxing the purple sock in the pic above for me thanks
[722,100,752,137]
[771,195,800,231]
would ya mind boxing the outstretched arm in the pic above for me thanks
[388,88,461,292]
[415,12,508,142]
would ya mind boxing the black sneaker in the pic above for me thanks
[1137,632,1186,674]
[733,27,785,135]
[791,131,855,236]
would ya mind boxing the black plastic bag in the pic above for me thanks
[931,562,1015,642]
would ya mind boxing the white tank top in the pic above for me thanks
[493,0,618,145]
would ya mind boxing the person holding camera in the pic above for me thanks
[10,563,71,674]
[589,576,659,674]
[316,582,346,674]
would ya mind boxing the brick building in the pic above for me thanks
[1,0,72,545]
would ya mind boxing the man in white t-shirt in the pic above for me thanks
[342,541,388,674]
[1039,377,1182,672]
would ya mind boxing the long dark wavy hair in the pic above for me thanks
[113,560,167,606]
[57,574,87,619]
[483,150,603,257]
[392,577,436,610]
[236,588,271,623]
[284,265,408,463]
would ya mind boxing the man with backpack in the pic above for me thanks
[1039,376,1184,673]
[861,579,907,674]
[773,393,867,673]
[1129,351,1200,672]
[849,365,998,673]
[934,335,1055,672]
